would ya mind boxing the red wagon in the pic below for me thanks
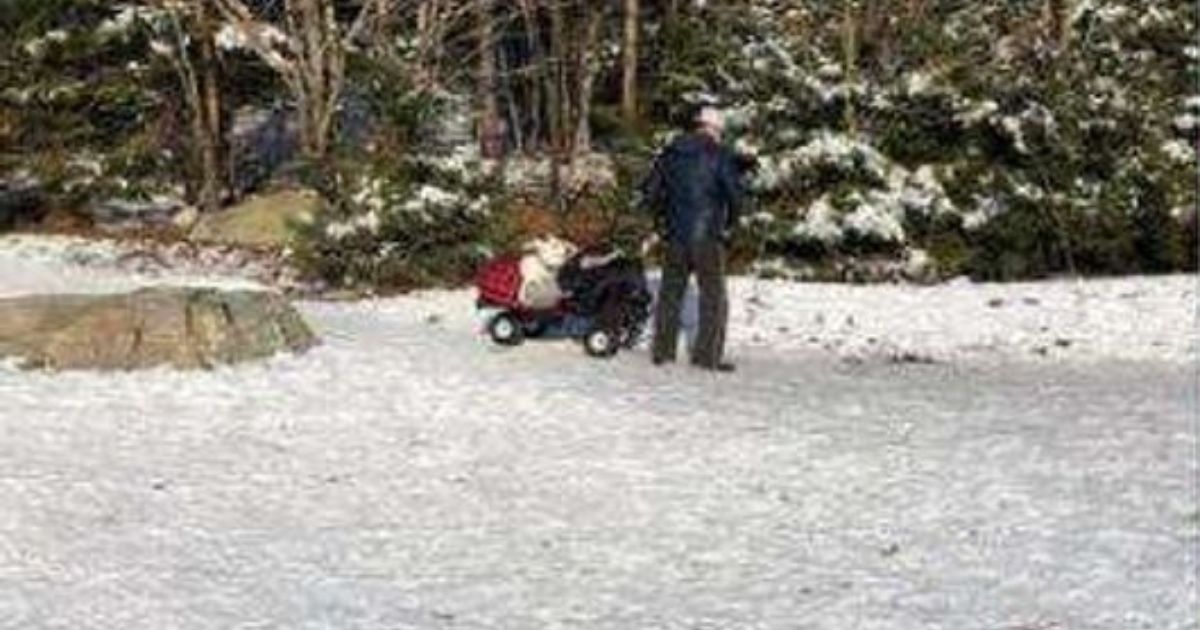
[474,250,651,358]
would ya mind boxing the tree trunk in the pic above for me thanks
[547,0,568,153]
[842,0,860,136]
[862,0,892,74]
[416,0,443,88]
[547,0,567,209]
[572,4,602,156]
[621,0,639,123]
[162,4,223,212]
[197,3,223,211]
[516,0,542,150]
[1044,0,1073,48]
[476,0,502,158]
[498,44,524,153]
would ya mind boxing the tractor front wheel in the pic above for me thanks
[583,327,619,358]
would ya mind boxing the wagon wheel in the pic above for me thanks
[488,313,526,346]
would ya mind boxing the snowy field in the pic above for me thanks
[0,235,1196,629]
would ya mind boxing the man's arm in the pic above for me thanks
[717,149,745,239]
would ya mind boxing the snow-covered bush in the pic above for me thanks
[292,152,499,292]
[751,141,958,266]
[650,0,1196,280]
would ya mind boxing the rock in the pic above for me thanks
[0,287,317,371]
[191,189,321,249]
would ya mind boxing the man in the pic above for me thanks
[643,105,743,372]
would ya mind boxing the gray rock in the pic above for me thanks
[0,287,317,371]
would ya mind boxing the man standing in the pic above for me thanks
[644,105,743,372]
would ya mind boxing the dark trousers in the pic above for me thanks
[652,240,728,366]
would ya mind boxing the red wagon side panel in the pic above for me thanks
[475,256,523,308]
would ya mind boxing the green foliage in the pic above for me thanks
[292,153,500,292]
[0,0,182,209]
[582,153,656,252]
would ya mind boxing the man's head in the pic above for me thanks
[693,105,725,140]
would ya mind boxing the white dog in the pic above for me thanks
[518,236,578,309]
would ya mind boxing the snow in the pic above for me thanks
[1000,116,1029,154]
[792,195,842,243]
[730,274,1194,365]
[754,132,891,194]
[0,235,1195,629]
[148,39,174,57]
[1069,0,1097,24]
[904,72,934,95]
[760,139,957,246]
[1095,4,1131,23]
[1162,139,1196,164]
[217,23,290,53]
[842,193,906,243]
[402,185,466,218]
[22,30,69,58]
[96,5,161,39]
[0,236,268,298]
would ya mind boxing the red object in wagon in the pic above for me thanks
[475,256,523,308]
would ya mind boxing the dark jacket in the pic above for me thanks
[643,133,744,246]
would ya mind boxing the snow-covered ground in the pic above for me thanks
[0,235,1196,629]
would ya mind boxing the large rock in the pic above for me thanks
[0,287,317,371]
[191,189,321,249]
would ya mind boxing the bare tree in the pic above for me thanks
[842,0,860,136]
[476,0,504,158]
[415,0,445,88]
[516,0,543,149]
[545,0,568,208]
[1043,0,1075,48]
[207,0,389,162]
[571,2,603,155]
[153,1,225,212]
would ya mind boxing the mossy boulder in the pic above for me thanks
[0,287,317,371]
[191,189,322,249]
